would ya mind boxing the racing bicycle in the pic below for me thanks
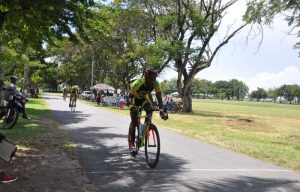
[69,94,77,112]
[128,107,161,168]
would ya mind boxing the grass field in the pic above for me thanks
[85,99,300,171]
[0,98,70,149]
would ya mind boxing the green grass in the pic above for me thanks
[81,99,300,171]
[9,97,298,171]
[1,98,70,149]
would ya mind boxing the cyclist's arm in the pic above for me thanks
[154,81,163,110]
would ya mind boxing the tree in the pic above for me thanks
[192,79,213,98]
[267,88,279,102]
[277,84,300,103]
[0,0,95,107]
[160,78,177,95]
[126,0,249,112]
[249,87,267,100]
[244,0,300,56]
[228,79,249,100]
[214,80,231,100]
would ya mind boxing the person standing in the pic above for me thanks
[0,133,17,184]
[119,95,125,110]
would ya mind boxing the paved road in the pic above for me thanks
[45,93,300,192]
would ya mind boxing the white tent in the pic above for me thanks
[90,83,115,91]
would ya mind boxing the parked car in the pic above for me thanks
[81,91,93,100]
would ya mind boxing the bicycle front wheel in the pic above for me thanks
[145,124,160,168]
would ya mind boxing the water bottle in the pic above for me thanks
[139,123,145,140]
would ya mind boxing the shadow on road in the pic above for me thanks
[57,125,300,192]
[188,176,299,192]
[51,109,92,125]
[43,94,300,192]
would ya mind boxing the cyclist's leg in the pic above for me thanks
[74,94,77,106]
[69,94,73,106]
[143,98,154,122]
[129,106,139,145]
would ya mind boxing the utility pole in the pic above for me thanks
[91,48,94,88]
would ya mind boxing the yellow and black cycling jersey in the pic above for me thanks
[70,87,79,95]
[130,78,161,99]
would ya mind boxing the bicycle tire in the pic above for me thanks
[3,108,19,129]
[145,123,160,168]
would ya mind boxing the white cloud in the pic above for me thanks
[246,66,300,91]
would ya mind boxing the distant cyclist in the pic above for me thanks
[62,87,67,100]
[69,85,79,107]
[127,68,168,153]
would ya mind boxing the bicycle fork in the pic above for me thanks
[147,125,157,147]
[139,123,157,148]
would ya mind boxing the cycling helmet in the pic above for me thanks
[10,76,18,84]
[144,68,157,81]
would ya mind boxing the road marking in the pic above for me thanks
[88,168,293,174]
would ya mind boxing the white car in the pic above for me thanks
[81,91,93,100]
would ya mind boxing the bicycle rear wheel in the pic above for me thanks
[145,124,160,168]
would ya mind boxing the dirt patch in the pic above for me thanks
[0,117,97,192]
[224,118,257,127]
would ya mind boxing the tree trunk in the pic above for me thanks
[24,62,30,88]
[0,64,4,108]
[182,81,193,113]
[176,72,183,99]
[0,46,5,110]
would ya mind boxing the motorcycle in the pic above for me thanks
[3,92,27,129]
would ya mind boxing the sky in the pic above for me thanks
[158,1,300,92]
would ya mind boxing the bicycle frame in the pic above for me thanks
[136,108,152,148]
[69,94,77,112]
[70,93,78,105]
[130,106,161,168]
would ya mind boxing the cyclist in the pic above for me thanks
[127,68,168,153]
[69,85,79,107]
[62,87,67,100]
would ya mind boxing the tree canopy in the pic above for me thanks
[244,0,300,55]
[1,0,299,111]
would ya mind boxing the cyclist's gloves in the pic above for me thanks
[126,95,133,107]
[0,133,5,143]
[159,109,168,120]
